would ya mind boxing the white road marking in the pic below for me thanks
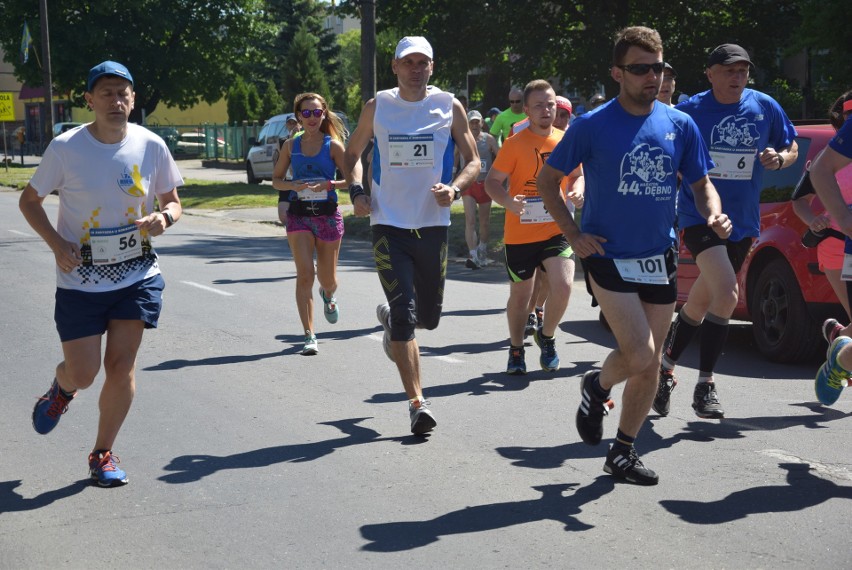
[8,229,32,236]
[367,334,463,362]
[759,449,852,482]
[180,280,235,297]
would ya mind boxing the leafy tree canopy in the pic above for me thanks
[0,0,272,122]
[336,0,844,118]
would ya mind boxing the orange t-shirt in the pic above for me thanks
[492,127,567,244]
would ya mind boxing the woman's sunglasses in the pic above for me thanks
[299,109,324,118]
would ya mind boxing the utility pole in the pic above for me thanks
[360,0,376,103]
[38,0,54,151]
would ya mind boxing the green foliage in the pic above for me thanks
[264,0,342,103]
[259,80,286,120]
[227,77,258,124]
[0,1,270,122]
[282,24,331,108]
[337,0,826,118]
[766,79,804,121]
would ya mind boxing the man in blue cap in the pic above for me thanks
[19,60,184,487]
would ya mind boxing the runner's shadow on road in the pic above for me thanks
[144,350,288,371]
[643,403,852,453]
[366,361,598,404]
[213,276,295,285]
[359,478,615,552]
[158,418,424,484]
[496,403,851,470]
[660,462,852,524]
[0,479,90,513]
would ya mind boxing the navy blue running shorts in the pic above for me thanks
[54,274,165,342]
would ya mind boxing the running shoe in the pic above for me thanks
[465,257,481,270]
[88,450,128,487]
[822,318,843,346]
[506,346,527,375]
[302,331,318,355]
[576,370,614,446]
[538,334,560,371]
[815,335,852,405]
[376,303,394,362]
[524,313,537,338]
[409,400,437,435]
[477,243,489,267]
[32,379,75,435]
[604,445,659,486]
[692,381,724,419]
[319,288,339,324]
[652,368,677,417]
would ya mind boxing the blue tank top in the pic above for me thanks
[289,134,337,203]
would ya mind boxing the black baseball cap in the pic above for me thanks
[664,62,677,77]
[707,44,753,68]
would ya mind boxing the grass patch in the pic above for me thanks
[0,164,36,190]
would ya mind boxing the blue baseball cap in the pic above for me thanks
[87,61,134,91]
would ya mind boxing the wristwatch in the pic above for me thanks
[451,185,462,201]
[162,211,175,227]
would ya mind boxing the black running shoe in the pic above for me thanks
[576,371,614,445]
[652,368,677,417]
[692,382,724,419]
[604,445,659,485]
[524,313,536,338]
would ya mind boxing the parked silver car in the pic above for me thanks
[245,113,296,183]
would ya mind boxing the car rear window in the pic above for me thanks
[759,137,812,203]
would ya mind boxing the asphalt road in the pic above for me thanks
[0,188,850,569]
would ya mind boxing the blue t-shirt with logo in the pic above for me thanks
[546,99,712,259]
[675,88,796,241]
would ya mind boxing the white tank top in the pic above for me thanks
[371,86,455,228]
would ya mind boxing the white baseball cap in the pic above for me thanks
[467,110,483,122]
[395,36,433,60]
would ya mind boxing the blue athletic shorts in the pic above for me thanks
[54,274,165,342]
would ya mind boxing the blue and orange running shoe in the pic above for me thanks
[815,336,852,406]
[88,450,128,487]
[32,379,75,435]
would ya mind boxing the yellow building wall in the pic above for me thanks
[71,98,228,126]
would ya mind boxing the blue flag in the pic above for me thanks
[21,22,32,63]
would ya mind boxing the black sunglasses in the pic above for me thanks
[509,99,522,104]
[618,62,666,76]
[299,109,324,118]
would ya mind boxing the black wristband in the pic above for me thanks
[349,183,365,201]
[162,211,175,227]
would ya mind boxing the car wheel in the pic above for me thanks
[750,257,822,363]
[247,162,259,184]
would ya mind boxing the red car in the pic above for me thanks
[676,122,844,363]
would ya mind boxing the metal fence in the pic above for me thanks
[144,122,264,161]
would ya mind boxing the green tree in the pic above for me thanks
[227,77,253,124]
[259,80,286,119]
[282,24,331,108]
[0,0,271,123]
[792,0,852,118]
[338,0,810,115]
[264,0,342,98]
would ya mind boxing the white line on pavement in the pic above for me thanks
[759,449,852,482]
[367,333,463,362]
[180,280,235,297]
[8,229,32,236]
